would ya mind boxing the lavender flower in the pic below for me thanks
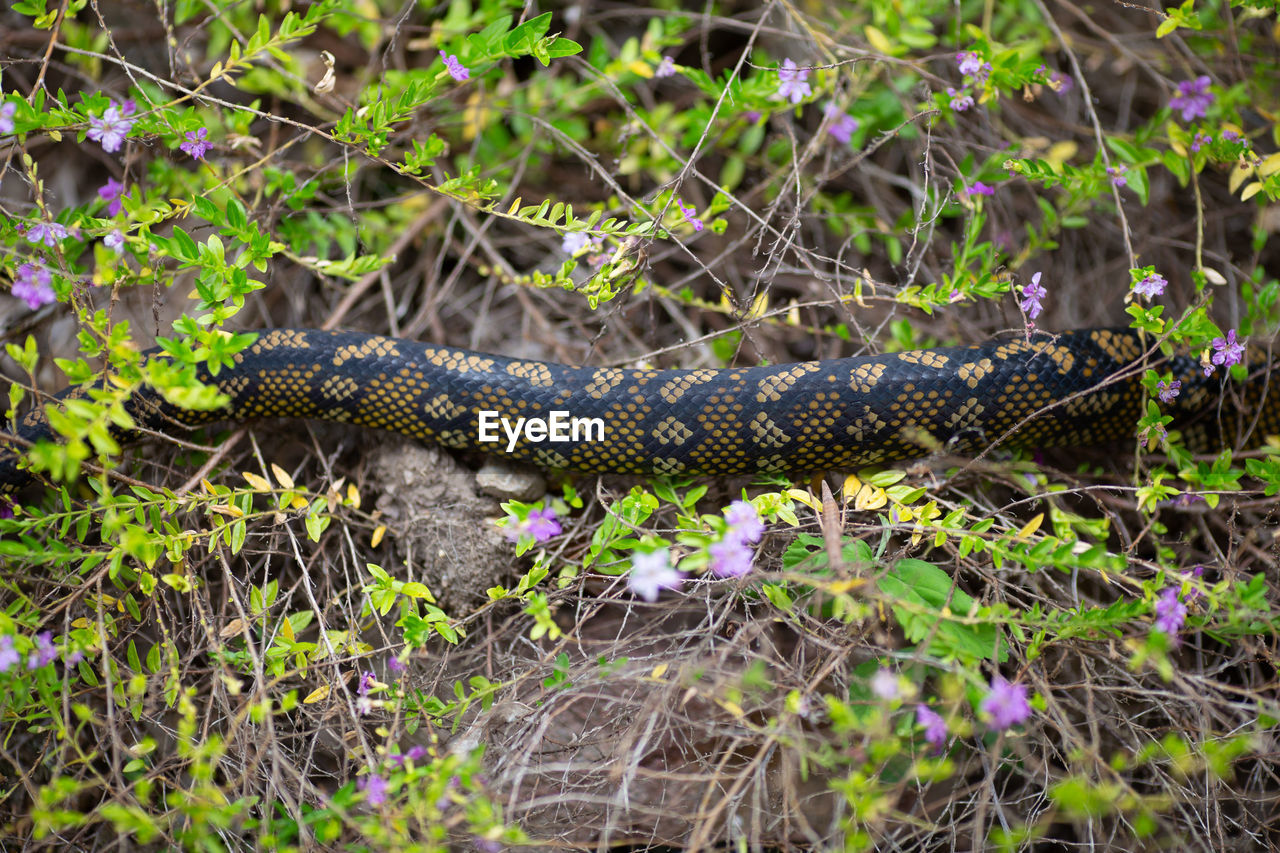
[504,505,562,543]
[1019,271,1046,321]
[654,56,677,78]
[0,496,14,519]
[774,59,812,105]
[956,51,987,78]
[1211,329,1245,370]
[870,668,899,700]
[963,181,995,197]
[1221,129,1241,143]
[98,178,126,216]
[0,101,15,134]
[387,655,406,675]
[916,704,948,751]
[1153,586,1188,637]
[1191,131,1211,152]
[1170,76,1213,122]
[1156,379,1181,403]
[86,100,136,153]
[1133,272,1167,300]
[675,198,703,231]
[823,103,859,145]
[1049,71,1074,95]
[0,636,19,673]
[13,262,55,309]
[709,537,754,578]
[440,51,470,82]
[103,230,125,252]
[180,127,212,160]
[1107,165,1127,187]
[356,670,377,715]
[980,675,1031,730]
[26,222,70,248]
[28,631,57,670]
[628,549,683,601]
[723,500,764,543]
[947,87,974,111]
[386,745,428,767]
[561,231,592,255]
[359,773,389,806]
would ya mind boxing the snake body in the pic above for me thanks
[1,327,1276,491]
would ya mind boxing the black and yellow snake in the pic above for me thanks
[1,326,1276,493]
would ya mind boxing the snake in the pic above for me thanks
[1,326,1277,494]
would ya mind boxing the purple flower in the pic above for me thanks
[358,773,389,806]
[708,537,754,578]
[86,100,136,153]
[1153,586,1188,637]
[28,631,57,670]
[1019,271,1046,321]
[724,500,764,543]
[0,101,15,134]
[1191,131,1211,152]
[386,744,428,767]
[1156,379,1181,403]
[963,181,995,197]
[0,496,14,519]
[1049,71,1074,95]
[947,87,974,111]
[180,127,212,160]
[1183,566,1206,601]
[504,505,562,543]
[13,263,55,309]
[103,229,125,252]
[870,668,899,700]
[64,648,83,665]
[1170,76,1213,122]
[98,178,126,216]
[1107,165,1127,187]
[0,636,19,673]
[26,222,70,248]
[628,549,683,602]
[743,110,762,123]
[980,675,1031,730]
[823,103,859,145]
[1211,329,1245,370]
[916,704,948,751]
[387,655,406,675]
[1133,272,1167,300]
[956,51,990,79]
[654,56,677,78]
[561,231,593,255]
[774,59,812,105]
[358,671,376,695]
[675,198,703,231]
[1221,129,1241,143]
[440,51,470,82]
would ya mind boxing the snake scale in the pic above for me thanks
[1,326,1277,493]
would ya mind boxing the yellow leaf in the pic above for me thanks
[864,25,893,55]
[629,60,653,79]
[854,484,887,511]
[270,464,294,490]
[243,471,272,492]
[371,525,387,548]
[303,685,330,704]
[721,700,745,719]
[1016,512,1044,540]
[1259,152,1280,178]
[209,504,243,517]
[507,197,522,215]
[841,474,862,499]
[1228,164,1252,194]
[651,662,668,680]
[746,291,769,321]
[201,478,216,494]
[346,483,361,509]
[280,616,295,642]
[1046,141,1078,166]
[290,494,308,510]
[210,61,223,80]
[786,488,822,512]
[1241,182,1264,201]
[827,578,866,594]
[220,618,245,638]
